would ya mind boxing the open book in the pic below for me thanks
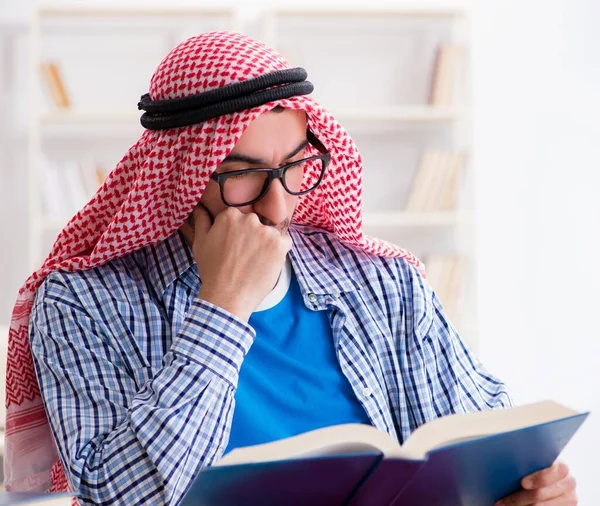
[181,400,588,506]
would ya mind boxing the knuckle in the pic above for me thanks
[224,207,239,218]
[558,460,570,477]
[243,212,260,227]
[214,209,229,223]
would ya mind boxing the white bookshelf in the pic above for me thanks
[26,4,476,348]
[263,7,476,348]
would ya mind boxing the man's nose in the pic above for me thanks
[254,178,289,226]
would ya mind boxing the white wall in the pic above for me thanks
[471,1,600,503]
[0,0,598,503]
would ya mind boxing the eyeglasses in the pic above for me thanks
[210,131,331,207]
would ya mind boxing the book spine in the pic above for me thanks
[47,62,71,108]
[406,150,437,213]
[40,61,71,109]
[429,44,463,107]
[422,150,451,212]
[441,152,466,211]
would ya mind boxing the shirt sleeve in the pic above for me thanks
[398,259,514,429]
[29,273,254,506]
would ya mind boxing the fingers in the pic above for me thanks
[180,203,216,248]
[522,461,570,490]
[496,470,576,505]
[526,490,578,506]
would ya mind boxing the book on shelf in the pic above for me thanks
[179,400,587,506]
[404,150,436,213]
[95,166,108,187]
[78,158,107,198]
[444,255,465,321]
[442,151,467,211]
[40,62,71,109]
[0,492,72,506]
[429,43,465,107]
[420,150,451,212]
[424,253,464,323]
[405,149,466,213]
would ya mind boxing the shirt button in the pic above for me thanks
[362,387,373,397]
[308,293,318,303]
[332,292,340,299]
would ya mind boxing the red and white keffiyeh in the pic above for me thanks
[4,31,423,493]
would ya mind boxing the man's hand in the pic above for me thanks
[179,205,292,321]
[496,461,577,505]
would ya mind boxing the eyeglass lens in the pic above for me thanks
[222,159,323,205]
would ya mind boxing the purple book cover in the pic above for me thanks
[180,453,380,506]
[346,458,424,506]
[180,412,587,506]
[375,412,587,506]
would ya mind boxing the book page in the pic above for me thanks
[216,423,399,467]
[387,400,580,460]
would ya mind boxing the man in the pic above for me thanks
[5,32,576,505]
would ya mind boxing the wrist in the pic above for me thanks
[198,287,251,322]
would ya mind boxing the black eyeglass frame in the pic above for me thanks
[210,131,331,207]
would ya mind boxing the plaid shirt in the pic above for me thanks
[30,224,512,505]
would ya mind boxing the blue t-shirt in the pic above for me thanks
[226,262,371,452]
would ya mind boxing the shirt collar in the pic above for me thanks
[288,224,362,297]
[146,231,198,299]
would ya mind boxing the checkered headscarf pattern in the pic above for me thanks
[5,31,423,493]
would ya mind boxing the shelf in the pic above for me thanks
[329,106,468,122]
[39,110,143,138]
[38,5,236,18]
[362,211,469,227]
[40,110,140,125]
[37,106,468,130]
[270,7,465,18]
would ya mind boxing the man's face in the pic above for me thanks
[200,108,308,235]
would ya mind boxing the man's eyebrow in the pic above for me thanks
[222,139,309,166]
